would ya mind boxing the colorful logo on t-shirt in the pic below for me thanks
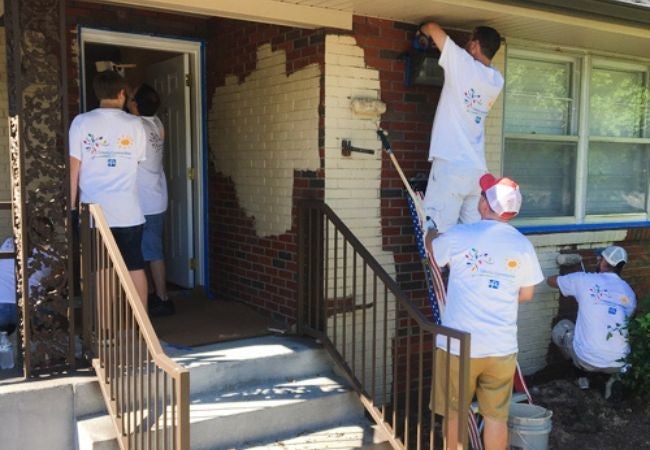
[83,133,109,157]
[606,321,626,340]
[589,284,609,302]
[464,88,485,124]
[117,135,135,149]
[150,131,163,154]
[505,258,520,271]
[464,248,493,272]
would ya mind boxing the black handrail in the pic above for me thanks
[296,199,471,449]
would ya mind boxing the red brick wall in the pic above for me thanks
[621,231,650,309]
[64,5,650,335]
[206,16,448,324]
[352,16,472,318]
[66,1,211,118]
[206,19,326,323]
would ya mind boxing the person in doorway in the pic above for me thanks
[128,83,174,317]
[426,174,544,450]
[417,21,504,233]
[547,246,636,388]
[69,70,149,308]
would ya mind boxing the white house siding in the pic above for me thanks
[209,44,321,238]
[0,27,11,240]
[324,34,396,399]
[484,43,506,175]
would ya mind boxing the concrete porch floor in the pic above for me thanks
[1,290,287,385]
[151,289,286,348]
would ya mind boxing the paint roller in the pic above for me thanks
[556,253,585,272]
[95,61,137,77]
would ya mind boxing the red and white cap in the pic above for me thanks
[479,173,522,220]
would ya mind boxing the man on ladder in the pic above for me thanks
[418,20,504,233]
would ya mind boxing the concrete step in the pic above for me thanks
[241,421,392,449]
[189,374,363,450]
[165,335,335,395]
[77,414,119,450]
[76,336,387,450]
[0,375,105,450]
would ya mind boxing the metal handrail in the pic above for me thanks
[80,203,189,450]
[297,199,471,449]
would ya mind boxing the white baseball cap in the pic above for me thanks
[600,246,628,266]
[479,173,522,219]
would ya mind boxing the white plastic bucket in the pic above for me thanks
[508,403,553,450]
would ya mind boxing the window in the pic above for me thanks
[504,49,650,225]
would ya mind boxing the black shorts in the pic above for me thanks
[111,225,145,271]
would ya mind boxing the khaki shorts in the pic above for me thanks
[434,349,516,422]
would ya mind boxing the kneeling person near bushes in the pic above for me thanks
[547,246,636,382]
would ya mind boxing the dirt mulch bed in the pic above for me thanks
[527,364,650,450]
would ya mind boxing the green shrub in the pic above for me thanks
[621,293,650,400]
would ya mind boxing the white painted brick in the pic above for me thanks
[484,42,506,175]
[326,65,379,80]
[210,45,319,237]
[325,76,381,90]
[528,230,628,247]
[324,53,366,68]
[326,34,359,48]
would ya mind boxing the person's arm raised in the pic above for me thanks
[420,21,448,51]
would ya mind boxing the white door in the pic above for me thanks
[146,54,194,288]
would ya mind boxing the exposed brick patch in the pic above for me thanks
[205,18,326,111]
[347,16,464,315]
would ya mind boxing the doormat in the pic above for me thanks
[150,291,282,348]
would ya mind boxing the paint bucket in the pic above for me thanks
[508,403,553,450]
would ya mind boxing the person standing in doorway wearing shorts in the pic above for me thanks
[418,21,504,233]
[128,83,174,317]
[69,70,148,307]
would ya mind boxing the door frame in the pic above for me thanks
[79,27,207,287]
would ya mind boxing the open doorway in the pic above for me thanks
[79,28,206,290]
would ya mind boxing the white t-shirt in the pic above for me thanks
[557,272,636,369]
[69,108,147,227]
[432,220,544,357]
[0,238,53,304]
[428,36,504,171]
[137,116,167,216]
[0,238,15,304]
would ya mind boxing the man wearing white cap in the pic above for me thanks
[426,173,543,450]
[547,246,636,386]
